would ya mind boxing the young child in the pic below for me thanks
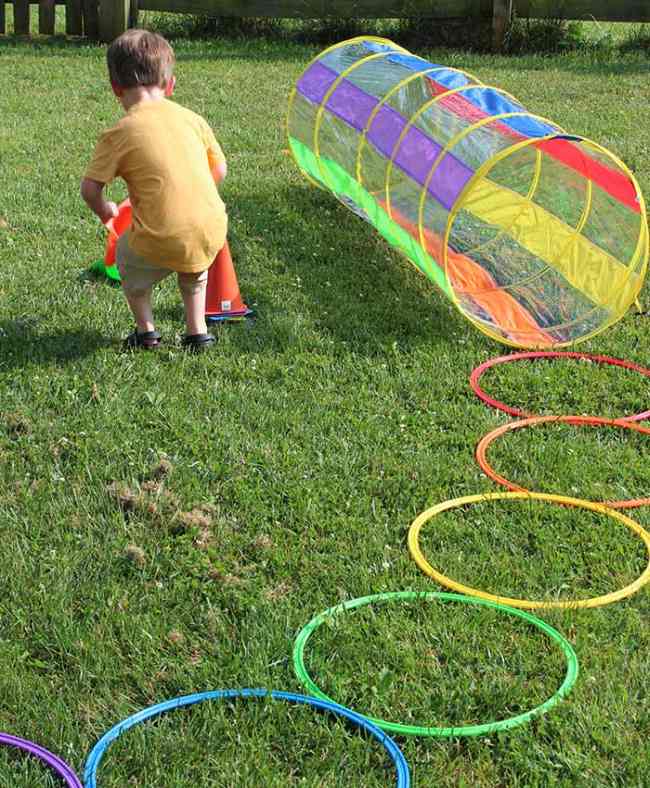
[81,29,228,351]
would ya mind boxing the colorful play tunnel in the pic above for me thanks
[287,37,648,348]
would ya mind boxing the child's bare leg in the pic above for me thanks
[178,271,208,336]
[117,236,167,336]
[122,286,156,333]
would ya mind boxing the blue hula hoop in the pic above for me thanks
[83,688,410,787]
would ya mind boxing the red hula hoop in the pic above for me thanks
[470,352,650,423]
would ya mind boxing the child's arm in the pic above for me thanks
[80,178,119,224]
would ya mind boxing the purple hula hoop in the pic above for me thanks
[0,732,83,787]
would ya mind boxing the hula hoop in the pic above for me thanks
[476,415,650,509]
[83,688,410,788]
[470,352,650,422]
[408,492,650,609]
[0,732,83,788]
[293,591,578,737]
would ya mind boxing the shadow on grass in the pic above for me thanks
[2,33,649,77]
[154,183,457,356]
[0,35,310,62]
[0,320,109,370]
[0,36,101,56]
[225,184,457,356]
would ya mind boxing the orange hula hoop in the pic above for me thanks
[476,415,650,509]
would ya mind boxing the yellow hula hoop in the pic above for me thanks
[408,491,650,610]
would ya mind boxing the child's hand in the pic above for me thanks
[209,159,227,185]
[101,201,119,225]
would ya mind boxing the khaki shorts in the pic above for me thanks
[117,233,208,295]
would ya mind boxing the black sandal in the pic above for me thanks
[122,329,162,351]
[182,333,216,352]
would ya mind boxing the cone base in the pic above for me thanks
[206,307,254,323]
[90,260,121,283]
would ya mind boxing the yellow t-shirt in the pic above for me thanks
[85,99,227,273]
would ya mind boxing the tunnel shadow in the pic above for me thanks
[224,182,460,356]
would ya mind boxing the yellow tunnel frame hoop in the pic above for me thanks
[313,47,411,194]
[442,135,649,348]
[286,35,403,189]
[449,138,598,300]
[355,64,484,187]
[383,82,529,220]
[416,109,565,257]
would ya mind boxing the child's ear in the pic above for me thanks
[111,82,124,98]
[164,76,176,97]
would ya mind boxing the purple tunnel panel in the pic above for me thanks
[365,104,407,157]
[297,61,339,104]
[297,61,474,211]
[431,155,474,210]
[326,78,378,130]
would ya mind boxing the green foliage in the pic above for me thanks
[139,14,628,54]
[619,24,650,54]
[395,15,493,51]
[0,35,649,787]
[144,14,650,58]
[292,17,374,45]
[143,13,494,51]
[503,17,617,54]
[140,12,375,43]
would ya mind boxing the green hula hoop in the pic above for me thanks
[293,591,578,737]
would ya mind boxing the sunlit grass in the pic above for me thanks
[0,31,648,787]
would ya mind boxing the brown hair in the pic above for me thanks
[106,29,175,89]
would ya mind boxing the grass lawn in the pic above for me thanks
[0,26,649,787]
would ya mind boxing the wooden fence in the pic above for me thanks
[1,0,648,45]
[0,0,136,40]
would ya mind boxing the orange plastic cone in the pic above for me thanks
[105,199,132,266]
[205,240,253,322]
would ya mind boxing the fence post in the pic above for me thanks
[14,0,31,34]
[39,0,56,34]
[492,0,513,51]
[99,0,130,42]
[66,0,83,34]
[129,0,138,29]
[84,0,99,37]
